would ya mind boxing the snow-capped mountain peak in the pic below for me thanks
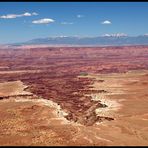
[102,33,128,37]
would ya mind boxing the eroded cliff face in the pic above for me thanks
[0,78,114,126]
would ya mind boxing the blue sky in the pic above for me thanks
[0,2,148,44]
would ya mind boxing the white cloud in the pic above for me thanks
[77,14,84,18]
[32,12,38,16]
[101,20,112,24]
[0,14,19,19]
[23,12,32,16]
[32,18,55,24]
[61,22,74,25]
[0,12,38,19]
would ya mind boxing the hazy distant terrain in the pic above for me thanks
[11,35,148,46]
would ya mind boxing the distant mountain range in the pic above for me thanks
[12,34,148,46]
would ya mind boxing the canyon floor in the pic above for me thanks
[0,46,148,146]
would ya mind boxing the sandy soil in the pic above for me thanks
[0,81,32,97]
[0,70,41,74]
